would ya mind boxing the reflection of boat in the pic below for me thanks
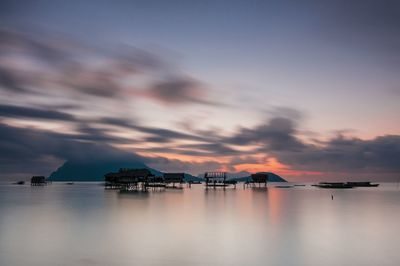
[313,182,354,189]
[346,182,379,187]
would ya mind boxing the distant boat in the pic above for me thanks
[346,182,379,187]
[65,182,74,185]
[313,182,354,189]
[13,181,25,185]
[275,185,293,188]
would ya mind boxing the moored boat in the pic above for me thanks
[313,182,354,189]
[345,182,379,187]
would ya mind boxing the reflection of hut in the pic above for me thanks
[245,173,268,188]
[204,172,236,188]
[31,176,47,186]
[164,173,185,188]
[105,168,153,191]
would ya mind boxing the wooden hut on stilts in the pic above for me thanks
[163,173,185,189]
[204,172,236,189]
[104,168,153,192]
[244,172,268,188]
[30,176,47,186]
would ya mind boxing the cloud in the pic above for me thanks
[274,134,400,173]
[0,104,76,121]
[0,121,141,178]
[220,114,400,174]
[143,156,222,175]
[1,107,400,179]
[226,117,306,151]
[0,28,217,105]
[98,117,210,143]
[146,77,214,105]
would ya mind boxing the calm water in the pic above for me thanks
[0,182,399,266]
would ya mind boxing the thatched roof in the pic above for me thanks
[31,176,46,183]
[105,168,153,183]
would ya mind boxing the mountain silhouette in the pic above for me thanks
[229,172,287,182]
[49,159,202,182]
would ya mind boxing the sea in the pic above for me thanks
[0,182,399,266]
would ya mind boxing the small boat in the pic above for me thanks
[13,181,25,185]
[65,182,74,185]
[314,182,354,189]
[345,182,379,187]
[275,185,293,188]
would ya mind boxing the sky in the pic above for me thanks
[0,0,399,181]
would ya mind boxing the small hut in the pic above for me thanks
[31,176,47,186]
[244,173,268,188]
[104,168,153,191]
[163,173,185,188]
[204,172,236,188]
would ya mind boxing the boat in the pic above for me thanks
[65,182,74,185]
[13,181,25,185]
[313,182,354,189]
[345,182,379,187]
[275,185,293,188]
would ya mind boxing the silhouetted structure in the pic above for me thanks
[204,172,236,189]
[346,182,379,187]
[147,176,166,190]
[312,182,354,189]
[244,173,268,188]
[105,168,153,191]
[31,176,47,186]
[164,173,185,188]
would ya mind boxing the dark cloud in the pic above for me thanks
[147,77,214,105]
[1,108,399,179]
[221,115,400,174]
[0,28,216,105]
[0,121,222,179]
[0,122,141,178]
[96,113,400,175]
[274,134,400,173]
[98,117,209,143]
[0,67,27,92]
[0,104,76,121]
[178,143,242,156]
[226,117,306,151]
[143,156,222,175]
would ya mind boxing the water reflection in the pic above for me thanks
[0,183,399,266]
